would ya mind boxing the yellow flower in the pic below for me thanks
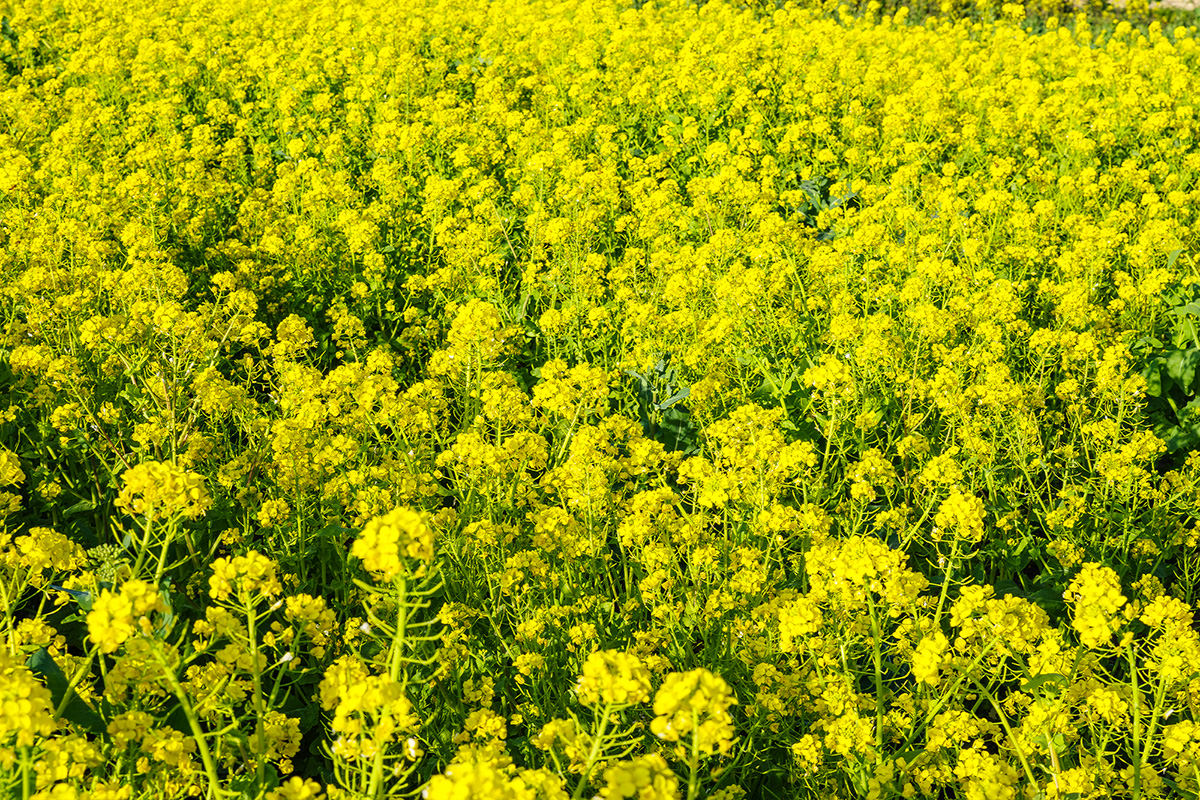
[266,778,325,800]
[84,784,132,800]
[86,580,165,653]
[1161,720,1200,762]
[14,527,82,573]
[351,507,434,581]
[807,535,929,612]
[1064,563,1126,649]
[423,761,517,800]
[0,446,22,488]
[261,710,302,766]
[271,315,317,361]
[933,489,986,544]
[912,632,950,686]
[791,734,824,775]
[257,498,291,527]
[954,747,1020,800]
[778,595,823,652]
[115,461,211,520]
[532,718,590,772]
[650,668,737,757]
[323,656,418,759]
[208,551,282,603]
[0,649,57,751]
[428,300,516,380]
[108,711,154,749]
[575,650,652,707]
[144,728,196,768]
[600,753,679,799]
[531,358,610,420]
[1140,594,1193,635]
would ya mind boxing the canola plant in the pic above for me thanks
[3,0,1200,797]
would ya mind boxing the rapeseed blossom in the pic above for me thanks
[351,507,435,580]
[116,462,211,520]
[3,0,1200,796]
[651,669,737,757]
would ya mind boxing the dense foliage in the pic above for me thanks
[4,0,1200,797]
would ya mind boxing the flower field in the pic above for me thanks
[4,0,1200,796]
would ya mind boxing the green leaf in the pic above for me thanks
[1021,673,1068,694]
[656,387,690,409]
[890,749,926,766]
[1167,301,1200,318]
[49,583,93,612]
[1164,349,1200,390]
[164,703,194,736]
[229,761,280,796]
[0,17,17,47]
[1143,362,1165,397]
[1162,400,1200,452]
[26,648,105,733]
[62,498,96,516]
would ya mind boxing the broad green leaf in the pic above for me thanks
[27,648,104,733]
[1164,349,1200,390]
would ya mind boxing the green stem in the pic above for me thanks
[866,593,886,756]
[974,678,1038,789]
[1129,639,1143,800]
[391,575,408,682]
[246,600,267,791]
[20,746,32,800]
[54,645,99,719]
[153,518,179,586]
[368,575,410,800]
[130,516,154,578]
[150,643,225,799]
[687,723,701,800]
[933,537,962,627]
[2,573,25,653]
[572,702,613,800]
[1140,662,1170,767]
[900,637,999,751]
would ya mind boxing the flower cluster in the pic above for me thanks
[1064,563,1128,649]
[4,0,1200,797]
[86,580,167,654]
[350,507,435,581]
[650,669,737,758]
[115,461,212,520]
[0,649,57,751]
[575,650,653,708]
